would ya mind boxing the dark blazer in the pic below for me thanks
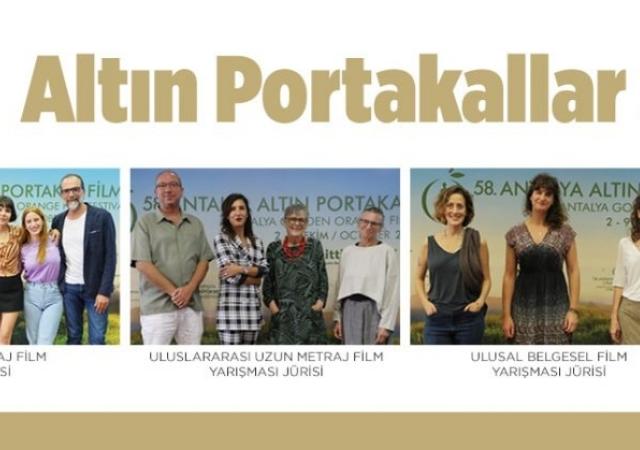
[52,203,117,298]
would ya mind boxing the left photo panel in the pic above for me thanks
[0,169,120,345]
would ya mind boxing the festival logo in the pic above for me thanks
[420,169,465,222]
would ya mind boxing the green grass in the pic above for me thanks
[11,313,120,345]
[411,305,611,345]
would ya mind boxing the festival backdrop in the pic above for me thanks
[130,168,400,337]
[0,167,120,273]
[0,168,121,343]
[411,169,639,321]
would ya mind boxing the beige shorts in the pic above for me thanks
[619,297,640,345]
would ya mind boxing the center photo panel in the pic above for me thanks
[130,168,400,345]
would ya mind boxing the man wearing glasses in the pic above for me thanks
[333,207,399,345]
[52,173,117,345]
[131,170,213,345]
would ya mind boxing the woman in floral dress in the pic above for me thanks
[502,173,580,344]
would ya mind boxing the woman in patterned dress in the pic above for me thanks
[502,173,580,344]
[213,193,268,345]
[263,204,329,345]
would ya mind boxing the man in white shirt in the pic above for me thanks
[52,174,117,345]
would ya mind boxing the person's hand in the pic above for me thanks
[49,229,61,244]
[171,285,195,308]
[464,299,485,313]
[311,299,324,312]
[268,301,280,315]
[423,301,437,317]
[610,316,622,344]
[220,263,243,279]
[333,321,342,340]
[563,309,579,333]
[94,294,110,314]
[502,315,515,339]
[375,328,391,344]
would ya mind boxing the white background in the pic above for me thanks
[1,0,639,412]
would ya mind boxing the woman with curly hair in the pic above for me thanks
[610,194,640,344]
[415,185,491,344]
[502,173,580,344]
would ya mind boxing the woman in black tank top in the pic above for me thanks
[414,186,491,344]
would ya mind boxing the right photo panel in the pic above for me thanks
[411,169,640,345]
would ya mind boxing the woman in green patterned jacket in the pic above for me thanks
[263,204,329,344]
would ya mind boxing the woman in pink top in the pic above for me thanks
[20,207,63,344]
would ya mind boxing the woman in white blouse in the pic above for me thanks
[610,194,640,344]
[333,206,399,345]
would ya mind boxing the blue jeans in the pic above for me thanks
[424,306,486,345]
[24,282,64,345]
[63,283,108,345]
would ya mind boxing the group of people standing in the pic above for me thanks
[132,170,399,345]
[0,174,117,345]
[416,173,640,345]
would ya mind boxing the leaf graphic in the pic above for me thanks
[450,172,464,179]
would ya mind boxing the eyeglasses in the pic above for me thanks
[61,186,82,195]
[286,217,307,225]
[156,182,181,190]
[358,218,382,228]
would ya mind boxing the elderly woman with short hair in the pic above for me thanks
[263,204,329,344]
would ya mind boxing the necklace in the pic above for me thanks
[283,236,306,259]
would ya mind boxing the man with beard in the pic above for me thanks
[52,173,117,345]
[131,170,213,345]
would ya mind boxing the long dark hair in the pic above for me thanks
[524,173,567,229]
[433,185,483,295]
[221,193,256,246]
[631,194,640,243]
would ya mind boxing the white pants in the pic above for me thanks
[140,308,203,345]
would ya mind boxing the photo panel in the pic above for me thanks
[0,169,120,345]
[130,168,400,345]
[411,168,639,345]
